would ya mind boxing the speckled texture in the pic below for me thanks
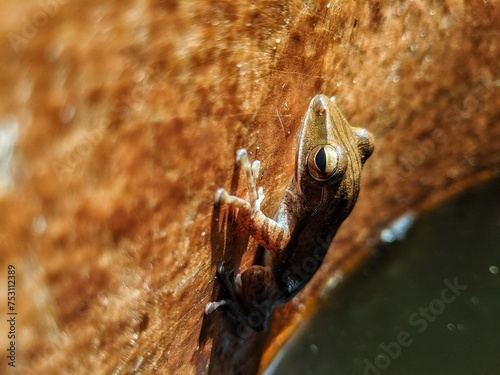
[0,0,498,374]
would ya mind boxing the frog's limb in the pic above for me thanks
[215,149,290,252]
[205,262,274,331]
[205,262,241,315]
[204,299,228,314]
[236,265,276,331]
[238,266,276,307]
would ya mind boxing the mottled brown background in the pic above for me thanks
[0,0,498,374]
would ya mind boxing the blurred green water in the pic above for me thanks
[266,178,500,375]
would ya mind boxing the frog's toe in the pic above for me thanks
[255,186,265,208]
[205,300,228,315]
[217,262,236,293]
[251,160,261,179]
[236,149,248,165]
[214,188,228,206]
[217,261,226,275]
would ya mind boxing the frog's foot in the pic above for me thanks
[205,262,242,316]
[205,262,270,332]
[216,261,240,298]
[214,149,289,251]
[204,299,227,315]
[214,149,265,210]
[236,149,264,209]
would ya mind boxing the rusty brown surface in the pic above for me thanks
[0,0,498,374]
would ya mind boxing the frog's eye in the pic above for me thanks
[307,145,340,181]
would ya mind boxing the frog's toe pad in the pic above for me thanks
[236,149,248,164]
[205,300,228,315]
[214,188,228,206]
[251,160,261,178]
[217,261,226,275]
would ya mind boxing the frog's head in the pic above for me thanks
[296,94,374,202]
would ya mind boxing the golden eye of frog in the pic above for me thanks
[206,94,375,331]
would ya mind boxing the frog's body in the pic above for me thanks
[206,94,374,331]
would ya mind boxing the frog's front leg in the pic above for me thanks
[206,149,287,331]
[215,149,290,251]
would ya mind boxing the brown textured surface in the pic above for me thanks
[0,0,498,374]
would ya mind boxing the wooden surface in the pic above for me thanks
[0,0,498,374]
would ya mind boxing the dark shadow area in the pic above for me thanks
[266,177,500,375]
[198,157,268,375]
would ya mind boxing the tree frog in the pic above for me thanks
[206,94,374,331]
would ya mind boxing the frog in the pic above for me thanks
[206,94,374,332]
